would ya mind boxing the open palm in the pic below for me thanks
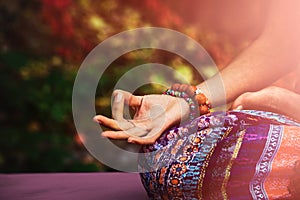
[93,90,190,144]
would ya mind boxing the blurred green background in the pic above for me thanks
[0,0,266,172]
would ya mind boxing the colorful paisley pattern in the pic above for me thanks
[139,110,300,199]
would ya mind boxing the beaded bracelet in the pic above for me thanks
[164,84,211,120]
[164,88,197,120]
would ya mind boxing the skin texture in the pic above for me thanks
[95,0,300,144]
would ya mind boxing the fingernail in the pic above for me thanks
[101,132,108,137]
[128,139,136,144]
[101,133,107,138]
[93,116,102,124]
[235,105,243,110]
[115,92,123,102]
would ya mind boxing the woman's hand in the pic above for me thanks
[93,90,190,144]
[231,86,300,122]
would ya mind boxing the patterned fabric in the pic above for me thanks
[139,110,300,200]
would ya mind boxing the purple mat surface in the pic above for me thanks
[0,172,148,200]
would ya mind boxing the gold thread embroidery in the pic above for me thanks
[221,129,246,200]
[197,143,216,200]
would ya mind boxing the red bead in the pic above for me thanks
[195,93,207,105]
[190,85,197,93]
[199,105,209,115]
[186,86,195,97]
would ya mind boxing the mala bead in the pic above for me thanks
[190,104,196,111]
[199,105,209,115]
[166,83,211,119]
[181,92,189,99]
[163,89,197,120]
[194,93,207,105]
[171,90,175,96]
[174,91,180,97]
[190,85,197,92]
[186,85,196,97]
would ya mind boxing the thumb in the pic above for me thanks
[231,92,252,110]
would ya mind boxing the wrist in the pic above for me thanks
[164,83,211,120]
[175,96,191,121]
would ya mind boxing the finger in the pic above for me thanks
[127,127,165,145]
[112,91,125,121]
[102,126,148,140]
[235,105,243,110]
[114,89,142,107]
[101,130,130,140]
[231,92,252,110]
[94,115,136,131]
[93,115,122,130]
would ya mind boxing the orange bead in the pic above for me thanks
[199,105,209,115]
[186,86,195,96]
[192,86,198,95]
[191,85,197,92]
[195,93,207,105]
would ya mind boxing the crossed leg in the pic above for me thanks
[231,86,300,122]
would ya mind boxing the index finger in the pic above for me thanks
[93,115,134,130]
[114,89,143,107]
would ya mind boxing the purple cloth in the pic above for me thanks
[0,172,147,200]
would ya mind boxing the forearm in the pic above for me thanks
[198,0,300,107]
[200,35,298,106]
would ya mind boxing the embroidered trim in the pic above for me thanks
[197,127,232,200]
[221,129,246,200]
[197,140,216,200]
[249,125,284,200]
[234,110,300,126]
